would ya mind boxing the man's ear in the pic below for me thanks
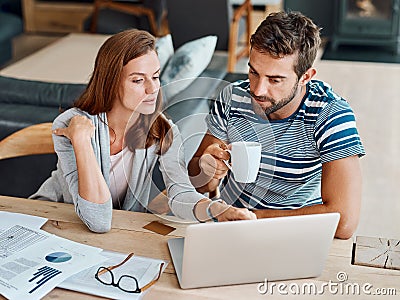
[299,68,316,85]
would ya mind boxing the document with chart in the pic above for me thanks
[0,225,106,300]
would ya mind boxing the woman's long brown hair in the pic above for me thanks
[74,29,172,154]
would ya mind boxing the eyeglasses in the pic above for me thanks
[95,252,164,293]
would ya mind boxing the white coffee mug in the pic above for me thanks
[223,141,261,183]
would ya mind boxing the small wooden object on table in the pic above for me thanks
[353,236,400,270]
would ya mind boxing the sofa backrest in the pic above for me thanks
[0,75,86,109]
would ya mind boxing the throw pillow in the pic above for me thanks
[161,35,217,101]
[155,34,174,73]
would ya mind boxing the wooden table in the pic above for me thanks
[0,195,399,299]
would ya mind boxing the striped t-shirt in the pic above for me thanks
[206,79,365,209]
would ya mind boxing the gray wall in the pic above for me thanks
[283,0,335,37]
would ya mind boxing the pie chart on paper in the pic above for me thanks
[45,252,72,263]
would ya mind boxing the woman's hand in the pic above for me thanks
[53,115,94,145]
[194,199,257,223]
[212,201,257,222]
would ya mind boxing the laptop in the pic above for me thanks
[168,212,340,289]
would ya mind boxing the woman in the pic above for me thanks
[31,29,255,232]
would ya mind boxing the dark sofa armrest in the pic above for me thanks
[0,75,86,109]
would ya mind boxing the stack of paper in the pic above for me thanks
[0,212,167,300]
[0,212,107,299]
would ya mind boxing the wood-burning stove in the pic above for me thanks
[331,0,400,54]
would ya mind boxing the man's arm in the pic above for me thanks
[188,132,230,193]
[187,132,258,222]
[254,155,362,239]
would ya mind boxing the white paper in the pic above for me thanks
[0,212,47,233]
[0,225,51,260]
[0,226,106,300]
[59,250,168,300]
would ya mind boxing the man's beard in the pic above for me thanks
[250,79,300,117]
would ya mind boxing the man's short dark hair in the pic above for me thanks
[250,11,321,78]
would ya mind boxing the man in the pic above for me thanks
[188,11,365,239]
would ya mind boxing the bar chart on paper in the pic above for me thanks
[28,266,62,294]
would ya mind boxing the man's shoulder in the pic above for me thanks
[232,78,250,87]
[303,80,349,113]
[302,80,358,131]
[230,79,250,96]
[217,79,251,107]
[306,80,343,104]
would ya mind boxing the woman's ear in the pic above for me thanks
[299,68,316,85]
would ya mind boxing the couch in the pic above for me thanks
[1,32,214,136]
[0,32,248,139]
[0,61,231,140]
[0,76,86,140]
